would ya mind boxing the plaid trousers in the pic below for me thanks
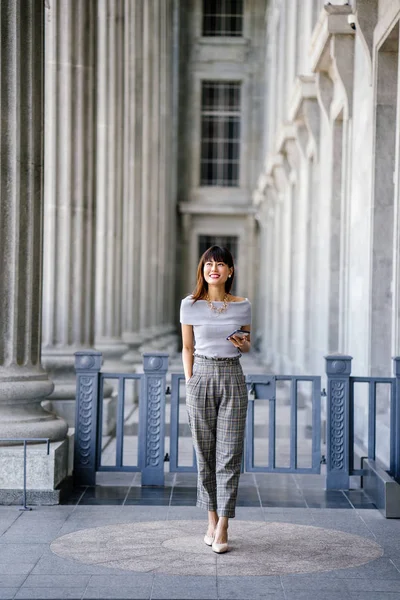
[185,355,248,518]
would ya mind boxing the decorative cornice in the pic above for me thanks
[310,5,355,119]
[288,75,318,122]
[310,5,354,73]
[276,123,297,155]
[265,153,289,194]
[288,75,320,159]
[265,153,284,177]
[178,203,257,216]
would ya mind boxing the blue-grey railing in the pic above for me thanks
[170,374,196,472]
[74,350,400,490]
[244,374,321,474]
[325,355,400,489]
[74,351,168,486]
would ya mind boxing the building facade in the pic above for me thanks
[255,0,400,380]
[176,0,267,315]
[0,0,399,495]
[253,0,400,463]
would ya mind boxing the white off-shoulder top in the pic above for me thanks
[180,295,251,358]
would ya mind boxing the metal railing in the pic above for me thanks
[74,351,400,491]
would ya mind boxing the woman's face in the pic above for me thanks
[203,260,232,287]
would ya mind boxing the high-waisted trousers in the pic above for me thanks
[185,355,248,518]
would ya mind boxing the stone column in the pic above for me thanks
[41,0,97,425]
[0,1,67,443]
[121,0,144,365]
[139,0,159,349]
[95,0,128,366]
[153,0,178,353]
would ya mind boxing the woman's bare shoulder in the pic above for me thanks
[228,295,248,303]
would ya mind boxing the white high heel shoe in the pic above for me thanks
[212,540,228,554]
[204,534,214,546]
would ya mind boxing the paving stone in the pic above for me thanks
[83,589,150,600]
[152,575,218,599]
[280,574,347,591]
[330,557,400,579]
[0,564,35,576]
[284,593,400,600]
[218,591,285,600]
[15,589,84,599]
[0,590,18,600]
[233,507,264,520]
[167,507,204,520]
[0,575,26,588]
[217,575,282,598]
[87,574,154,587]
[0,520,64,543]
[31,554,129,576]
[22,574,90,587]
[344,578,400,592]
[83,574,154,599]
[0,543,47,563]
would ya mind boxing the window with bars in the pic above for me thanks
[200,81,241,187]
[202,0,244,37]
[198,236,238,263]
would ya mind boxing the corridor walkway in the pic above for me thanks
[0,472,400,599]
[2,352,399,599]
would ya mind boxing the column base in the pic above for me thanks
[0,366,68,442]
[139,325,178,354]
[0,432,73,505]
[121,331,144,366]
[47,395,117,437]
[95,338,130,373]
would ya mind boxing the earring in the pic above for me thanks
[228,275,231,278]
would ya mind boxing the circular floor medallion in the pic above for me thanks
[50,520,383,576]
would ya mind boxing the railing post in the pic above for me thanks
[140,353,169,486]
[74,350,102,486]
[393,357,400,481]
[325,354,352,490]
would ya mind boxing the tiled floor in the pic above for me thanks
[0,496,399,599]
[61,471,377,511]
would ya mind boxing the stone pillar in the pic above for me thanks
[121,0,144,365]
[42,0,97,425]
[95,0,128,366]
[0,1,67,443]
[139,0,160,348]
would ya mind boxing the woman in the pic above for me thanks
[180,245,251,554]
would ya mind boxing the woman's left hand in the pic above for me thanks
[229,335,250,352]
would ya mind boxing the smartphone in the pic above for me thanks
[226,329,250,340]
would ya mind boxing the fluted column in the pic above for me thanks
[139,0,178,353]
[121,0,144,364]
[41,0,97,423]
[95,0,128,364]
[0,1,67,441]
[139,0,156,345]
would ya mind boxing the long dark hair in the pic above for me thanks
[191,246,235,302]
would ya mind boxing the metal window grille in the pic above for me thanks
[202,0,244,37]
[200,81,241,186]
[198,236,238,261]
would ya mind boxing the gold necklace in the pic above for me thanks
[205,293,229,314]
